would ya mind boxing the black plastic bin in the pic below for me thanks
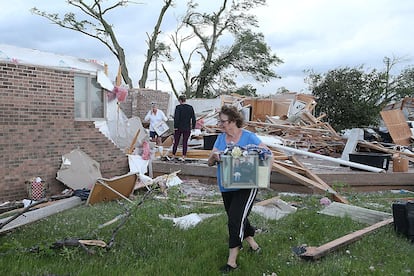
[349,152,392,171]
[203,134,218,150]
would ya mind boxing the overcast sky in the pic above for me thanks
[1,0,413,95]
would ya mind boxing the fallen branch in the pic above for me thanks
[51,238,107,255]
[106,189,153,249]
[0,198,48,230]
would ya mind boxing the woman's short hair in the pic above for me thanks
[178,95,186,102]
[219,105,244,128]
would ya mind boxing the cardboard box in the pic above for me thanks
[220,154,271,189]
[393,156,409,172]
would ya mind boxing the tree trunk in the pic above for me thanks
[138,0,172,88]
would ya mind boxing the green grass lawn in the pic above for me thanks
[1,186,414,275]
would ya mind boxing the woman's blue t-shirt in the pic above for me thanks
[213,129,262,192]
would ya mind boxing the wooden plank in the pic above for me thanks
[380,109,412,146]
[274,160,307,173]
[0,197,83,234]
[126,129,140,154]
[290,156,349,204]
[299,218,393,260]
[358,140,414,161]
[271,162,332,193]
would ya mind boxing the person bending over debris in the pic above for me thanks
[207,105,265,273]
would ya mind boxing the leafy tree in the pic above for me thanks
[308,67,381,131]
[164,0,283,98]
[307,57,414,131]
[222,84,257,97]
[31,0,173,89]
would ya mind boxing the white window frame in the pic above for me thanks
[74,73,106,121]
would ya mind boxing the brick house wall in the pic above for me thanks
[0,62,129,202]
[121,88,170,120]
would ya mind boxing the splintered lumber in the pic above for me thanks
[273,160,307,174]
[298,218,393,260]
[271,162,334,194]
[159,149,211,159]
[289,156,349,204]
[357,140,414,162]
[271,144,385,173]
[246,119,345,154]
[126,129,140,154]
[271,161,348,204]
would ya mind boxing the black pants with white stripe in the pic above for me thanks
[221,188,258,248]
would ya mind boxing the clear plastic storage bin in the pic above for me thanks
[220,154,271,189]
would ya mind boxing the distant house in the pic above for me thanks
[0,44,130,201]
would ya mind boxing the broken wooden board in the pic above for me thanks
[86,172,138,205]
[297,218,393,260]
[271,162,330,193]
[289,156,349,204]
[357,140,414,163]
[271,160,349,204]
[318,202,392,225]
[0,197,82,234]
[380,109,412,146]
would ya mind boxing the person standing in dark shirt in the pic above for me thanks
[172,95,196,161]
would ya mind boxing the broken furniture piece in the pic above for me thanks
[86,172,138,205]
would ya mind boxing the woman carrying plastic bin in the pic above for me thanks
[207,105,271,273]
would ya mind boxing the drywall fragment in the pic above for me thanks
[56,149,102,190]
[318,202,392,225]
[252,198,297,220]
